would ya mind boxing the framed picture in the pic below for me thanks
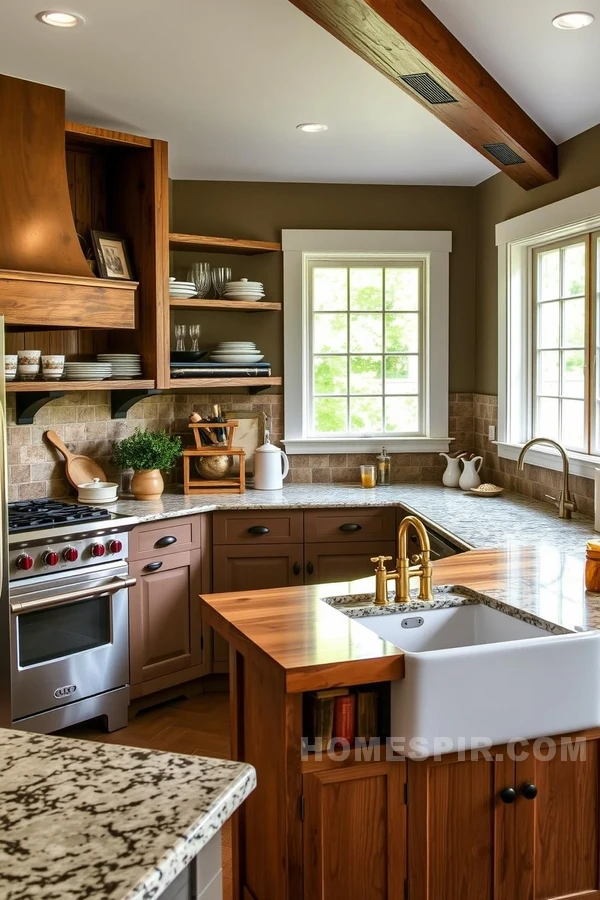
[225,410,267,476]
[91,231,134,280]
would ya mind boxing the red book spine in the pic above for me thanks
[333,695,356,748]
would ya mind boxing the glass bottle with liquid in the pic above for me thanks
[376,446,391,486]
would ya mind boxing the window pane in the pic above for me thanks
[538,301,560,349]
[538,351,560,396]
[349,269,382,311]
[385,313,419,353]
[561,399,585,449]
[313,268,347,311]
[537,397,559,439]
[385,268,419,311]
[350,397,383,433]
[313,313,347,353]
[350,313,382,352]
[385,355,419,394]
[313,356,347,395]
[539,249,560,301]
[562,350,585,399]
[313,397,347,433]
[562,243,586,297]
[385,397,419,433]
[350,356,382,395]
[562,298,585,347]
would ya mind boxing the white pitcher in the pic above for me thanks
[459,455,483,491]
[253,434,290,490]
[439,452,467,488]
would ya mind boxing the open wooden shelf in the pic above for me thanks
[6,379,156,393]
[169,233,281,255]
[169,298,281,312]
[169,376,281,393]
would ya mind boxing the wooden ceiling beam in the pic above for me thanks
[289,0,558,189]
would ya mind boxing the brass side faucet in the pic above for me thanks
[371,515,434,605]
[517,437,576,519]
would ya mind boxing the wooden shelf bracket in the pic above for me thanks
[111,388,163,420]
[15,391,66,425]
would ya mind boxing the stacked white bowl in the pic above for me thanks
[222,278,265,302]
[169,277,196,299]
[64,361,112,382]
[209,342,264,363]
[97,354,142,378]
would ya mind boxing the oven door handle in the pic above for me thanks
[10,577,137,615]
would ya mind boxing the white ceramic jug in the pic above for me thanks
[459,455,483,491]
[253,434,290,490]
[439,452,467,488]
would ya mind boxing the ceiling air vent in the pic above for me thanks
[483,143,525,166]
[401,73,457,104]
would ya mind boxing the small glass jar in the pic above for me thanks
[585,541,600,592]
[360,464,377,488]
[376,446,391,486]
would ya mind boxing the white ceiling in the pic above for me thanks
[0,0,598,185]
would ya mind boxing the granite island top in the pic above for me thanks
[0,730,255,900]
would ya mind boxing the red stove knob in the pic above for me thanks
[108,539,123,554]
[42,550,60,567]
[16,554,34,571]
[63,547,79,562]
[91,543,106,558]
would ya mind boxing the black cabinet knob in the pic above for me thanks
[339,523,362,533]
[293,562,301,576]
[521,783,538,800]
[144,561,163,572]
[154,535,177,548]
[500,787,517,804]
[247,525,270,535]
[307,561,314,576]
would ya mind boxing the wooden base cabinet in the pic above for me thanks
[304,541,396,585]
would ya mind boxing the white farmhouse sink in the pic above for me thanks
[355,603,600,758]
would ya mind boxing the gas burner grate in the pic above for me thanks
[8,498,112,534]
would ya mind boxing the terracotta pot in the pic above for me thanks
[131,468,164,501]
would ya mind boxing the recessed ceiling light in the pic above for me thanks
[552,10,594,29]
[296,123,328,133]
[35,10,84,27]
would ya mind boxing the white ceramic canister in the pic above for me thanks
[253,434,290,490]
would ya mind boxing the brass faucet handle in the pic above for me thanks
[371,555,393,570]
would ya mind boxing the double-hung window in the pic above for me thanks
[282,230,452,454]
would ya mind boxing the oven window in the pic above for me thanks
[18,595,111,667]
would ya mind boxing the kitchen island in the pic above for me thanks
[0,729,255,900]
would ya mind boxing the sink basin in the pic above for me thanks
[351,600,600,758]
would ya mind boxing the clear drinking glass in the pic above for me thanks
[174,324,188,352]
[360,464,377,488]
[212,267,232,298]
[190,263,212,298]
[189,324,201,351]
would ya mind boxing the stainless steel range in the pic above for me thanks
[5,499,137,734]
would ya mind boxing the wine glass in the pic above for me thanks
[211,267,232,298]
[190,263,211,298]
[174,324,188,352]
[189,324,201,352]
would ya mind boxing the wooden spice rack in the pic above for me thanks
[183,421,246,494]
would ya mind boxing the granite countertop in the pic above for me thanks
[0,730,255,900]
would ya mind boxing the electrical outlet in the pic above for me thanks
[488,425,496,442]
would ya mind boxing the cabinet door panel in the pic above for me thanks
[408,753,514,900]
[303,762,406,900]
[129,549,202,684]
[304,542,396,586]
[212,543,304,593]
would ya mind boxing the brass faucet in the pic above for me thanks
[517,437,576,519]
[371,515,434,605]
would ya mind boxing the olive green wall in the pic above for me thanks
[475,122,600,395]
[171,181,477,392]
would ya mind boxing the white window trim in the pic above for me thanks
[282,229,452,454]
[497,185,600,480]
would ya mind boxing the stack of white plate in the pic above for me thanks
[209,342,264,363]
[222,278,265,302]
[169,277,197,300]
[97,354,142,378]
[64,362,112,382]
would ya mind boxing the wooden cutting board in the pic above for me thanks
[45,430,107,489]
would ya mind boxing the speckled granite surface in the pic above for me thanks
[0,730,255,900]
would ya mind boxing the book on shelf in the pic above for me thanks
[356,689,379,743]
[332,694,356,749]
[310,688,349,751]
[170,365,272,378]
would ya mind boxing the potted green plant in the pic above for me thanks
[112,428,182,501]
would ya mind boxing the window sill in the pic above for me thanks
[283,437,453,455]
[496,441,599,481]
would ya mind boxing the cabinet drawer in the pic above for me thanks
[212,510,303,545]
[304,508,396,543]
[129,515,201,560]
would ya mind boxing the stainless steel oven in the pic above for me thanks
[10,561,134,729]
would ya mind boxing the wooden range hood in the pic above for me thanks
[0,74,136,328]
